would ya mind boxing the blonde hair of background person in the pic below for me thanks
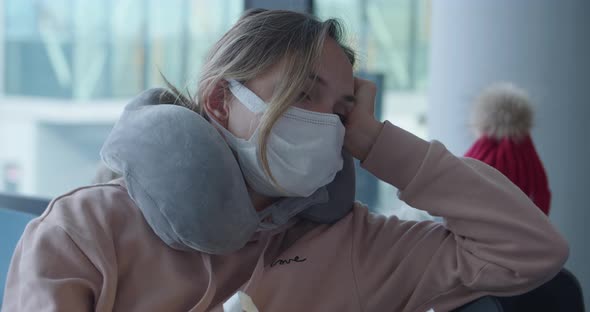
[2,9,568,312]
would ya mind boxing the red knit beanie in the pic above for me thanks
[464,83,551,215]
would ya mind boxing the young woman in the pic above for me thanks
[3,9,567,312]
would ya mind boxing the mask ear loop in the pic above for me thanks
[227,79,267,114]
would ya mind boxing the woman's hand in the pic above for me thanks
[344,77,384,161]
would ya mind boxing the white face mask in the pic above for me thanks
[212,79,345,197]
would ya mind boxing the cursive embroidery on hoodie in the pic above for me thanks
[270,256,307,267]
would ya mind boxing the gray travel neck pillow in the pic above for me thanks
[100,88,355,253]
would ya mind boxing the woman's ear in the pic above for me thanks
[203,80,230,127]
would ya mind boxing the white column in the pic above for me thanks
[429,0,590,305]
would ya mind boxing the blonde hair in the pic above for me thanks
[164,9,355,183]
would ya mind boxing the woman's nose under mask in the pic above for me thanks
[211,79,346,198]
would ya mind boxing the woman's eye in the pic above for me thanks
[298,92,312,103]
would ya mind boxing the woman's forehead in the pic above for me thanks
[245,39,354,94]
[315,39,354,92]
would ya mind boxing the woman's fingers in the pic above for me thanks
[353,77,377,116]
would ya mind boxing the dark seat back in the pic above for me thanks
[453,296,504,312]
[499,269,585,312]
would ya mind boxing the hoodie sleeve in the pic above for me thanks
[2,219,100,312]
[351,121,569,312]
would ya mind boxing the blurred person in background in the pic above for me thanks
[393,82,552,221]
[465,83,551,215]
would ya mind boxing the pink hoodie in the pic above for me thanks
[2,122,568,312]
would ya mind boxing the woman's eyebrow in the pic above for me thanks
[342,95,356,103]
[308,73,356,103]
[308,73,326,85]
[307,73,326,84]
